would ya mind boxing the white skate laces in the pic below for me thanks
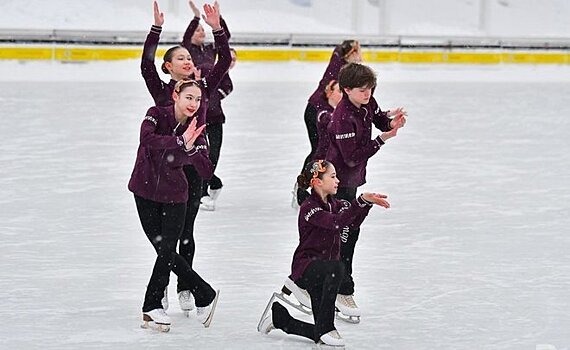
[335,294,360,317]
[178,290,195,312]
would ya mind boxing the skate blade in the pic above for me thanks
[257,292,278,332]
[313,343,345,349]
[141,320,171,332]
[183,310,190,318]
[335,311,360,324]
[202,289,220,328]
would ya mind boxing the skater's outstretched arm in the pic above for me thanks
[181,1,201,49]
[141,1,169,106]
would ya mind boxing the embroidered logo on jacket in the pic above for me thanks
[335,132,355,140]
[304,207,323,221]
[144,115,157,125]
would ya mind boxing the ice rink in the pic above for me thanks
[1,61,569,349]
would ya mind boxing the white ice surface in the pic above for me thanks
[0,61,569,349]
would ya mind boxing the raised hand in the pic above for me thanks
[362,193,390,208]
[153,1,164,26]
[389,107,407,117]
[390,112,407,129]
[182,118,207,148]
[191,67,202,80]
[188,0,201,18]
[202,1,221,31]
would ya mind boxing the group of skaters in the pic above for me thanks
[257,41,407,348]
[127,1,407,348]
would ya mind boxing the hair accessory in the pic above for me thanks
[309,160,326,186]
[174,79,200,93]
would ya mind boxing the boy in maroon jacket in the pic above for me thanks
[326,62,407,319]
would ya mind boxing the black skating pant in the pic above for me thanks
[335,186,359,295]
[300,103,319,172]
[272,260,345,343]
[134,195,216,312]
[177,165,209,295]
[296,103,319,205]
[202,123,223,197]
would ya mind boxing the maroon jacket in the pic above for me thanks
[307,47,347,111]
[326,95,392,188]
[182,16,231,66]
[289,191,372,282]
[140,25,231,127]
[128,105,213,204]
[197,63,234,125]
[312,103,335,160]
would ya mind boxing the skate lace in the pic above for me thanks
[329,330,342,339]
[179,290,191,302]
[196,305,208,316]
[341,294,357,308]
[155,308,168,318]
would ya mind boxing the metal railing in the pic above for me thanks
[1,28,570,50]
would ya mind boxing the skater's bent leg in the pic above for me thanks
[300,103,319,173]
[178,165,202,292]
[339,226,359,294]
[302,260,345,341]
[335,186,359,295]
[271,302,314,341]
[171,253,216,307]
[134,195,186,312]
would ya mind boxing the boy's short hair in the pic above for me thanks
[338,63,376,91]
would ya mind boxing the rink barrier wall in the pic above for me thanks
[1,44,569,64]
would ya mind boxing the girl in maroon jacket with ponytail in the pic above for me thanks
[129,80,220,332]
[258,160,390,347]
[139,0,231,322]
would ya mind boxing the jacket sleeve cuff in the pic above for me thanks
[374,135,385,147]
[150,25,162,35]
[356,195,373,207]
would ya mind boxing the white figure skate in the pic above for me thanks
[279,277,312,315]
[178,290,194,317]
[196,289,220,328]
[316,329,346,349]
[141,308,171,332]
[335,294,361,324]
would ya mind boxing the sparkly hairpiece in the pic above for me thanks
[309,160,326,186]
